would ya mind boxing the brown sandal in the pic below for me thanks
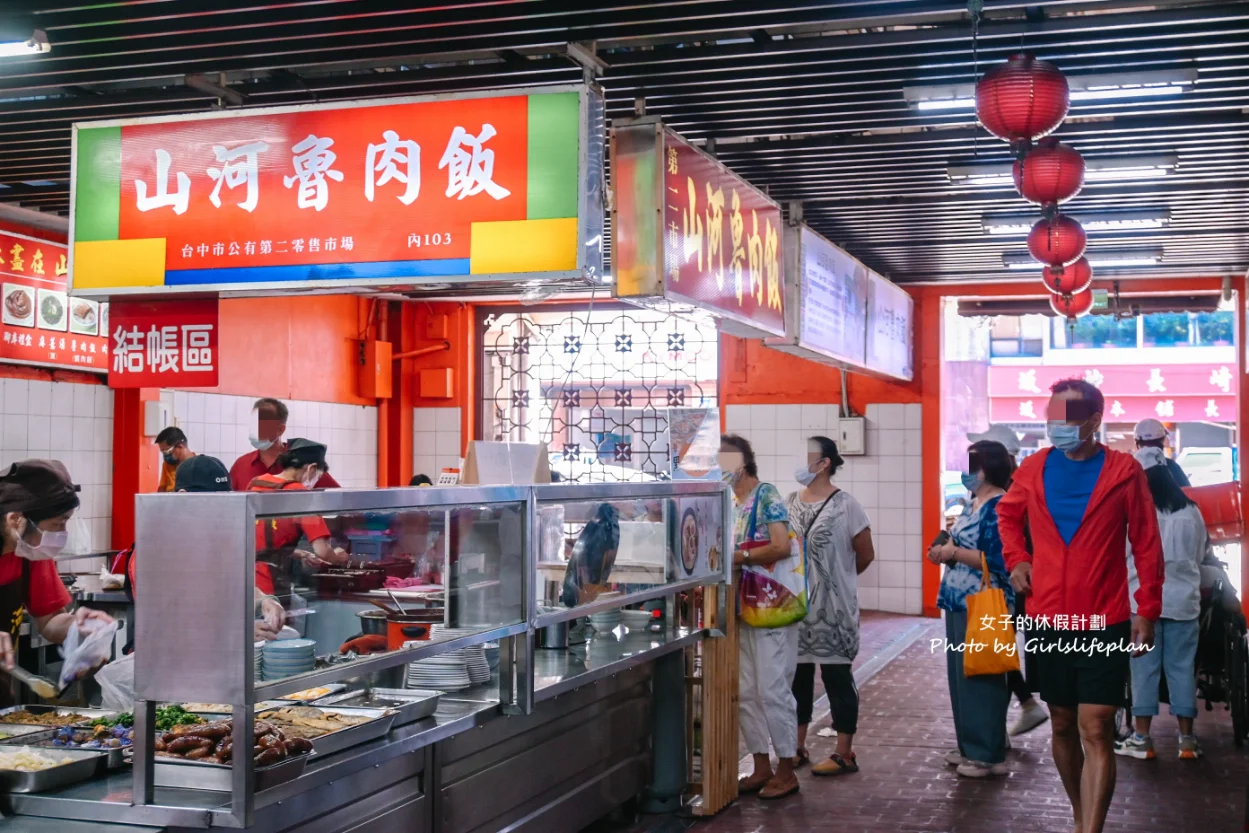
[812,752,859,776]
[738,772,771,794]
[758,773,800,800]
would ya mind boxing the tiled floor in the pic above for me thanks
[597,614,1249,833]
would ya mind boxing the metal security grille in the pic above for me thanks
[477,304,718,482]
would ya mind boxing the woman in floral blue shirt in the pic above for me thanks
[928,440,1015,778]
[721,434,801,801]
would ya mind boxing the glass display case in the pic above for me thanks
[11,482,728,830]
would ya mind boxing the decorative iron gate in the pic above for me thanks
[477,304,719,482]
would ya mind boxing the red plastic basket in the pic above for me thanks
[1183,482,1243,544]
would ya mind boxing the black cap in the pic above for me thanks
[0,459,81,522]
[173,455,232,493]
[280,438,328,471]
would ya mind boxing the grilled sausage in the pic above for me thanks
[257,733,283,749]
[185,746,212,759]
[166,736,204,755]
[185,722,230,741]
[285,737,313,755]
[254,748,282,767]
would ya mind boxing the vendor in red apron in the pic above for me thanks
[113,455,286,646]
[0,460,115,676]
[248,439,348,603]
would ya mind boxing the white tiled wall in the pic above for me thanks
[723,401,925,615]
[0,379,114,554]
[170,392,378,488]
[412,407,463,479]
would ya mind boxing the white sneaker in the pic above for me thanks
[1010,703,1050,736]
[957,760,1008,778]
[945,750,968,767]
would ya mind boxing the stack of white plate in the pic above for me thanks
[588,609,622,632]
[407,654,471,691]
[253,641,264,679]
[263,639,316,680]
[463,646,491,684]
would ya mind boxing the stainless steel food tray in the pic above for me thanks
[312,689,440,727]
[271,684,348,703]
[257,706,395,757]
[0,747,107,793]
[153,750,310,792]
[0,725,54,742]
[0,730,130,770]
[0,706,119,727]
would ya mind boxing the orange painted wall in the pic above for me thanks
[172,295,373,405]
[719,334,921,411]
[409,302,475,456]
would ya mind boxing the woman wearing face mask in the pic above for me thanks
[721,434,802,801]
[787,436,874,775]
[247,439,349,601]
[928,440,1015,778]
[0,460,115,678]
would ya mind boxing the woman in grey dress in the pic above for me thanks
[787,436,874,776]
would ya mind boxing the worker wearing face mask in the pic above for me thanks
[0,460,115,678]
[247,439,349,603]
[229,398,340,492]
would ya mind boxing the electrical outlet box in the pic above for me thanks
[143,399,171,437]
[836,417,866,456]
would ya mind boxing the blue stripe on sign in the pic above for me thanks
[165,258,471,285]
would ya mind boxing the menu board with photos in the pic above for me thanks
[797,227,867,367]
[0,230,109,373]
[865,273,914,381]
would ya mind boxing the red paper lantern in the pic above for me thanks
[1050,288,1094,319]
[1042,257,1093,296]
[1028,215,1087,267]
[976,54,1070,148]
[1014,138,1085,208]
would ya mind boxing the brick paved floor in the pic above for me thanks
[594,614,1249,833]
[713,619,1248,833]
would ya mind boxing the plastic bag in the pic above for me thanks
[59,619,119,690]
[95,652,135,712]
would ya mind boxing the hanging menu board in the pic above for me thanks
[797,227,867,367]
[866,273,914,381]
[1,230,109,373]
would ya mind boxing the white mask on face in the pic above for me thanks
[794,461,818,487]
[249,435,274,451]
[14,521,67,561]
[300,468,321,489]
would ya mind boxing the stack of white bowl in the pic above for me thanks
[254,641,264,679]
[262,639,316,680]
[588,609,622,632]
[406,654,472,691]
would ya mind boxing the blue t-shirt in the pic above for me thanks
[1043,448,1106,544]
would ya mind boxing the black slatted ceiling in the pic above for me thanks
[0,0,1246,282]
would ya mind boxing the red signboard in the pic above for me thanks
[118,97,528,273]
[0,230,109,372]
[987,362,1237,423]
[662,133,784,335]
[107,300,219,388]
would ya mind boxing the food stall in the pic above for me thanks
[0,479,730,832]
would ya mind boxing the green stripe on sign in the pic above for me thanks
[74,126,121,242]
[526,92,579,220]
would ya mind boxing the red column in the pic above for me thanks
[110,387,161,549]
[1237,276,1249,618]
[917,290,944,618]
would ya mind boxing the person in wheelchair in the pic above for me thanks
[1117,446,1206,761]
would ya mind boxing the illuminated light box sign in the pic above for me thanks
[767,225,869,369]
[865,272,914,382]
[612,118,785,338]
[69,85,603,297]
[0,230,109,373]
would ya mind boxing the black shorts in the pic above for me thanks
[1031,621,1131,708]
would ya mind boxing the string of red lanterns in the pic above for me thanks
[976,53,1093,325]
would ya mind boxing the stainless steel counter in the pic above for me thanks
[0,627,703,831]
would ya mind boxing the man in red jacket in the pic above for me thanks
[998,378,1163,833]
